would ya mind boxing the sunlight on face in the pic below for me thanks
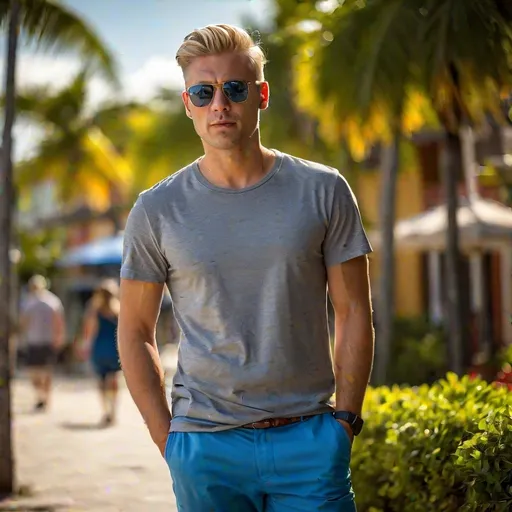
[181,52,269,151]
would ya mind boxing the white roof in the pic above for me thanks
[369,197,512,250]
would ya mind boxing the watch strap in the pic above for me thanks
[333,410,364,436]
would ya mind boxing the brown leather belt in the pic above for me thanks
[242,414,316,429]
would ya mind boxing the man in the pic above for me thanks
[119,24,374,511]
[20,275,65,411]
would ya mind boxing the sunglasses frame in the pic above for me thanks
[186,80,261,107]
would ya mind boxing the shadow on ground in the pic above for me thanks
[59,421,109,431]
[0,485,65,511]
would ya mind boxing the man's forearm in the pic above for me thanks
[53,312,65,348]
[118,333,171,444]
[333,310,374,415]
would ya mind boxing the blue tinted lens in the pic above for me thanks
[188,84,214,107]
[223,81,249,103]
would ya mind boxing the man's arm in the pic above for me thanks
[52,308,66,349]
[118,279,171,455]
[78,303,98,359]
[327,255,374,438]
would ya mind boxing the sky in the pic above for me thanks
[1,0,273,101]
[0,0,274,157]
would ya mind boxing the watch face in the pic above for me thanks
[353,419,363,435]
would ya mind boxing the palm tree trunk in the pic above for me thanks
[0,0,20,495]
[441,131,465,375]
[374,132,400,385]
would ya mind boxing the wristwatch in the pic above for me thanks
[333,411,364,436]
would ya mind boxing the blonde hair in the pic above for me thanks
[176,24,266,80]
[28,274,48,292]
[91,279,120,316]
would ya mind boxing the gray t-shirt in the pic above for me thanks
[21,290,63,346]
[121,150,372,432]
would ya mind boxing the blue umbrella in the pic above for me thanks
[58,233,124,267]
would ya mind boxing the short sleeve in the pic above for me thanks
[52,296,64,313]
[322,173,373,267]
[120,195,169,283]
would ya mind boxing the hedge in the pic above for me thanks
[351,373,512,512]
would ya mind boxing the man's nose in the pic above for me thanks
[210,87,231,111]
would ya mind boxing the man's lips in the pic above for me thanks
[210,121,236,126]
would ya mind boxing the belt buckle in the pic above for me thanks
[250,419,271,429]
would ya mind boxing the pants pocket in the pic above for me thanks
[327,415,352,455]
[163,431,176,461]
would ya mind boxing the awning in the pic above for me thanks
[369,197,512,250]
[58,233,123,267]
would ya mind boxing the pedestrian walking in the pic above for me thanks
[20,274,65,411]
[81,279,122,426]
[118,24,374,511]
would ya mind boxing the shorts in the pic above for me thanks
[25,345,56,368]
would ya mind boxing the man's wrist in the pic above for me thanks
[333,410,364,436]
[145,413,172,440]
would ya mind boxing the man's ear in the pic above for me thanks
[259,81,270,110]
[181,90,193,118]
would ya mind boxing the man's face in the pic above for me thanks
[181,52,269,151]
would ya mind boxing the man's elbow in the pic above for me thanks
[117,322,156,351]
[334,297,372,322]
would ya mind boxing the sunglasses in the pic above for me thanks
[186,80,258,107]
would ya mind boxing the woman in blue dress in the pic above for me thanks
[82,279,121,426]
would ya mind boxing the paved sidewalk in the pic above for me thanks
[1,345,179,511]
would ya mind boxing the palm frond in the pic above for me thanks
[20,0,118,84]
[82,126,132,191]
[91,102,143,153]
[13,70,88,131]
[318,0,423,122]
[92,101,142,127]
[422,0,512,128]
[15,135,69,187]
[0,0,10,27]
[74,170,111,210]
[131,106,201,175]
[152,87,183,105]
[308,0,512,139]
[9,85,51,124]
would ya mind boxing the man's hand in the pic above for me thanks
[336,419,354,444]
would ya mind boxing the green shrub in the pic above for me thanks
[385,317,447,386]
[352,373,512,511]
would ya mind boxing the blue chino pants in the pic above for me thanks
[164,412,356,511]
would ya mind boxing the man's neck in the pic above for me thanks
[199,142,275,190]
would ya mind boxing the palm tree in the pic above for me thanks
[418,0,512,373]
[243,5,339,165]
[286,0,429,383]
[15,71,132,215]
[292,0,512,378]
[0,0,117,493]
[0,1,20,495]
[315,1,426,385]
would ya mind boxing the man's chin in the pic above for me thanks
[204,137,241,151]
